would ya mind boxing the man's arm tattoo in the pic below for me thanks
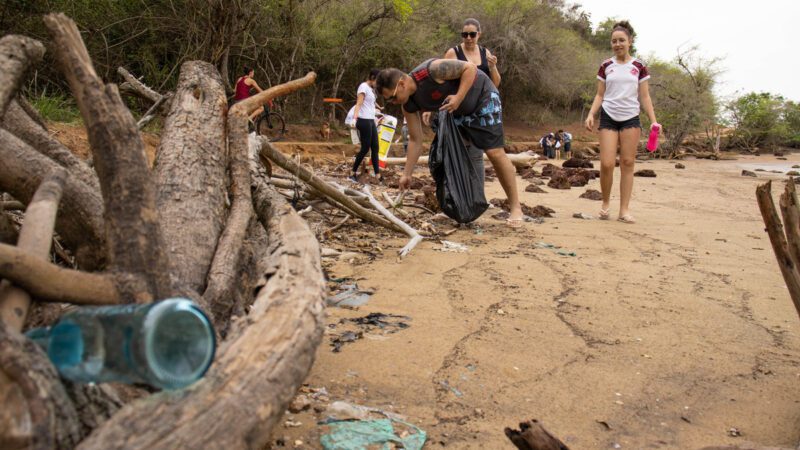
[430,60,466,81]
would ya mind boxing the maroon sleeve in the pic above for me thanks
[638,64,649,80]
[597,63,606,80]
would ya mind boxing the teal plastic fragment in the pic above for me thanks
[320,418,426,450]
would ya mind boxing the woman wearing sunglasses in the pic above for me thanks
[423,18,500,127]
[446,18,500,87]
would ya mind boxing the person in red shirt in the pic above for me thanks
[234,66,265,121]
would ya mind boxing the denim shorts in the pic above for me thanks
[599,108,641,131]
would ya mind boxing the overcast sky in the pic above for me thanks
[576,0,798,102]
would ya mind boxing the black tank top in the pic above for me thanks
[402,59,495,116]
[453,45,491,78]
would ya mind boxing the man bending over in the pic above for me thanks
[376,59,524,226]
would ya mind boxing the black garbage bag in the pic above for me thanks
[428,111,488,223]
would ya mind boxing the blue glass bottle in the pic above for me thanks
[26,298,215,390]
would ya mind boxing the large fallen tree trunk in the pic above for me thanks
[0,13,325,449]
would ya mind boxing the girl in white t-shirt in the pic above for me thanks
[585,21,658,224]
[350,69,382,182]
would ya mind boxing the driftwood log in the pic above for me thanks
[757,180,800,320]
[0,13,324,449]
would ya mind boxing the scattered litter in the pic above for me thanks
[439,240,469,252]
[741,170,757,177]
[727,427,741,437]
[573,212,593,220]
[330,331,363,353]
[289,394,312,413]
[323,401,406,422]
[320,418,426,450]
[284,420,302,428]
[681,416,692,423]
[536,241,577,257]
[326,282,373,308]
[439,380,463,398]
[329,313,411,352]
[596,420,611,430]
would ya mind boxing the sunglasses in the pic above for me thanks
[461,31,478,39]
[386,82,400,103]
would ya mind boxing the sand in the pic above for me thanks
[279,154,800,449]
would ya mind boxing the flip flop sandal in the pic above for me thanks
[506,218,524,229]
[598,208,610,220]
[618,215,636,224]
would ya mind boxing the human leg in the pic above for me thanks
[618,126,641,220]
[598,129,619,218]
[485,148,522,221]
[368,121,380,176]
[352,118,372,176]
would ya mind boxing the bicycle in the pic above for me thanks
[254,101,286,142]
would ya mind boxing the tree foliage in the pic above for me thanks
[726,92,800,150]
[4,0,720,129]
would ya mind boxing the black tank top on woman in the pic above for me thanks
[453,45,491,78]
[402,59,496,116]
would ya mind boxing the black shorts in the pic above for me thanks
[599,108,641,131]
[453,91,505,151]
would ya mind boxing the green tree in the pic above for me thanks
[726,92,786,151]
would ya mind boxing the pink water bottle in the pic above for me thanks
[646,123,661,152]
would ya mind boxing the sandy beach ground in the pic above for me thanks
[279,154,800,449]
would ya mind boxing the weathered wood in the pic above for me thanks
[154,61,228,296]
[136,93,171,129]
[260,138,404,233]
[779,179,800,271]
[203,73,317,323]
[0,169,65,331]
[505,419,569,450]
[0,243,121,305]
[0,35,45,117]
[0,128,105,269]
[78,190,326,450]
[45,13,171,301]
[1,200,25,211]
[117,67,164,105]
[2,100,100,192]
[361,186,422,258]
[0,319,82,450]
[756,181,800,320]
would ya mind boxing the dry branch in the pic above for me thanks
[0,169,66,331]
[136,93,171,129]
[756,181,800,320]
[154,61,228,296]
[1,201,25,211]
[779,179,800,270]
[0,128,105,269]
[45,13,171,301]
[260,139,404,233]
[0,35,45,117]
[77,190,325,450]
[0,243,121,306]
[2,99,101,192]
[117,67,164,105]
[204,72,317,323]
[361,186,423,258]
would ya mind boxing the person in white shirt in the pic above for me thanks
[350,69,382,182]
[584,21,658,224]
